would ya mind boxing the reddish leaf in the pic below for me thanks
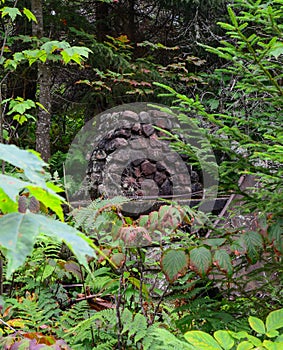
[110,252,125,267]
[189,247,212,277]
[161,249,189,283]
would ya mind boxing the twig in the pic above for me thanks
[0,317,22,336]
[137,249,147,318]
[150,284,169,325]
[205,175,246,238]
[115,271,124,350]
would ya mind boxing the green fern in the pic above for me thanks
[63,306,192,349]
[59,301,115,348]
[5,290,60,332]
[72,196,130,229]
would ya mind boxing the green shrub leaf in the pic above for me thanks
[237,341,254,350]
[184,330,222,349]
[266,309,283,333]
[161,249,189,283]
[0,144,47,186]
[248,316,265,334]
[189,246,212,277]
[262,340,283,350]
[214,330,234,349]
[213,249,233,277]
[0,212,95,277]
[242,231,263,263]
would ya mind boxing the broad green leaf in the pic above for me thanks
[13,52,25,62]
[246,334,262,346]
[128,277,149,299]
[60,47,91,65]
[41,40,70,54]
[70,46,92,57]
[263,340,283,350]
[0,188,17,213]
[161,249,189,283]
[229,331,249,340]
[189,246,212,277]
[265,330,279,338]
[0,144,47,186]
[236,341,254,350]
[7,98,36,115]
[214,330,234,350]
[213,249,233,277]
[27,186,65,221]
[0,212,95,277]
[23,8,37,22]
[184,330,222,349]
[248,316,265,334]
[0,174,64,220]
[4,58,18,70]
[152,328,194,349]
[23,49,47,65]
[1,7,21,21]
[266,309,283,332]
[0,174,32,201]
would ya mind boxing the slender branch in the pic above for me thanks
[149,284,169,325]
[115,271,124,350]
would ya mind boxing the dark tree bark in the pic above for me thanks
[31,0,52,162]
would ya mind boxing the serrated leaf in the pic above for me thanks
[242,231,263,263]
[110,253,125,267]
[27,186,65,221]
[268,223,283,254]
[190,247,212,277]
[1,7,21,21]
[214,330,234,349]
[266,309,283,333]
[204,238,226,248]
[0,212,95,277]
[41,40,70,54]
[248,316,265,334]
[214,249,233,277]
[184,330,222,349]
[161,249,189,283]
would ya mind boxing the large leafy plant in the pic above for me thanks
[184,308,283,350]
[0,143,97,277]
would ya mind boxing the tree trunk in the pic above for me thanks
[31,0,52,162]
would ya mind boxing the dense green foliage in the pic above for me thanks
[0,0,282,349]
